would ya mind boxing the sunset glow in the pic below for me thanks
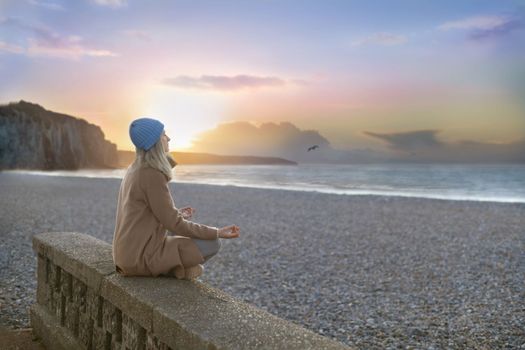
[137,87,228,150]
[1,0,524,157]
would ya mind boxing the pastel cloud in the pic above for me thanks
[121,29,152,41]
[439,15,513,31]
[92,0,127,8]
[26,36,117,58]
[190,121,333,161]
[28,0,65,11]
[0,41,25,54]
[0,17,117,58]
[438,15,522,40]
[162,74,292,91]
[364,129,525,163]
[363,130,444,151]
[352,32,408,46]
[190,123,525,163]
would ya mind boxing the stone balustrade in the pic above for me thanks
[30,232,350,350]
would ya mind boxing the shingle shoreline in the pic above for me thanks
[0,172,523,348]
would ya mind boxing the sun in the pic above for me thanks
[140,88,227,151]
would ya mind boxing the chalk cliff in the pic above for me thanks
[0,101,118,170]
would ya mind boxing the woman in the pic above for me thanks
[112,117,240,279]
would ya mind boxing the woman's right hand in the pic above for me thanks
[179,206,195,220]
[218,225,240,239]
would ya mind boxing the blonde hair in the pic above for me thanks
[130,139,175,181]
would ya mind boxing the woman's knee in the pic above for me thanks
[202,239,220,262]
[178,239,204,267]
[193,238,221,259]
[202,238,221,258]
[209,238,221,255]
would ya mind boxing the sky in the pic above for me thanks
[1,0,524,162]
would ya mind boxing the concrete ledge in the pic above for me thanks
[30,303,84,350]
[0,327,45,350]
[31,232,351,349]
[33,231,115,291]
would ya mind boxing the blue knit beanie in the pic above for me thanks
[129,117,164,151]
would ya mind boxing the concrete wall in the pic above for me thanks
[30,232,350,350]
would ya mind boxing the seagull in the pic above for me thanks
[307,145,319,152]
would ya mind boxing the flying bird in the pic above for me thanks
[307,145,319,152]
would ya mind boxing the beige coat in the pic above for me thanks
[112,163,218,277]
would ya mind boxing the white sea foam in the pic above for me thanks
[5,163,525,203]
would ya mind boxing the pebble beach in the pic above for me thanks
[0,171,523,349]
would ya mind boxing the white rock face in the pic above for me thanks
[0,101,118,170]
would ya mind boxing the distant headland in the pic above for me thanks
[0,101,296,170]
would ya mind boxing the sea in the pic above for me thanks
[6,163,525,203]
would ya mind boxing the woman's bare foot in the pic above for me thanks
[173,266,185,279]
[184,264,203,279]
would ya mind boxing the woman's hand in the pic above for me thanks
[218,225,240,239]
[179,206,195,220]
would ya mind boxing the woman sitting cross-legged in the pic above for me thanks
[112,117,240,279]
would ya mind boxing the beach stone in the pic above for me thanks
[1,172,524,348]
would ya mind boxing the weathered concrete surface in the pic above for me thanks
[0,327,46,350]
[31,232,352,349]
[32,231,115,291]
[30,304,83,350]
